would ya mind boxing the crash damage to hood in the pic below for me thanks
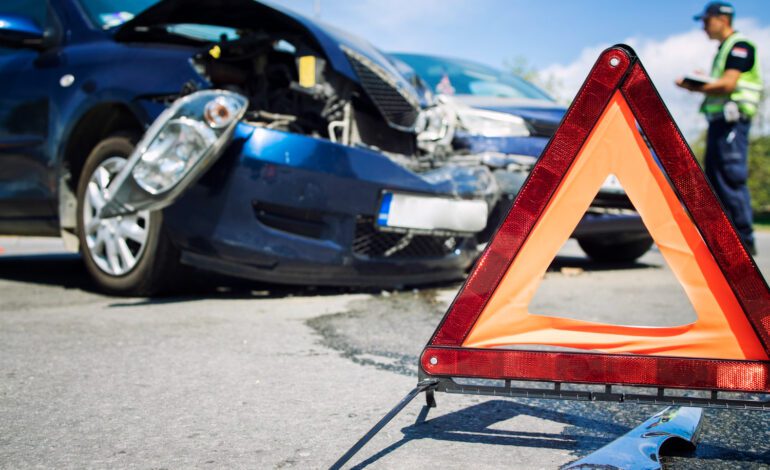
[107,0,590,222]
[116,0,426,131]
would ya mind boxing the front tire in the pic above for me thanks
[76,134,179,295]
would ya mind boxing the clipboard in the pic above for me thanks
[681,74,714,87]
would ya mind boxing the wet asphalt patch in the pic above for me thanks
[306,288,446,377]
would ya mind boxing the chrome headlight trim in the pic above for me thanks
[131,116,218,195]
[99,90,248,217]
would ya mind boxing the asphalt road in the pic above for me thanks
[1,235,770,469]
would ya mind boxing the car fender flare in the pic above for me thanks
[55,93,152,247]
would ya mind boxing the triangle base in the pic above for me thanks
[421,370,770,410]
[422,347,770,393]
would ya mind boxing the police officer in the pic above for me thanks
[676,1,763,255]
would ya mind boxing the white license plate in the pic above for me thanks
[377,192,488,233]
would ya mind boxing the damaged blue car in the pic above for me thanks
[391,53,653,263]
[0,0,503,295]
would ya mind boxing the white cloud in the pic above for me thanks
[540,19,770,141]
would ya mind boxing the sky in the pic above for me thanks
[269,0,770,140]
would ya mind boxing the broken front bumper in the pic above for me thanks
[160,123,491,286]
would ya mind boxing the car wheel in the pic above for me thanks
[76,134,179,295]
[577,236,654,263]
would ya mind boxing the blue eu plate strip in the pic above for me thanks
[377,192,393,226]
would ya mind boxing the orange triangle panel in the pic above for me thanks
[421,45,770,393]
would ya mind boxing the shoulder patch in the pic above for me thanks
[731,46,749,58]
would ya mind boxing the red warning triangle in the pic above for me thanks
[421,45,770,393]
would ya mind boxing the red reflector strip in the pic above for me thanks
[621,63,770,351]
[422,347,770,393]
[431,47,633,347]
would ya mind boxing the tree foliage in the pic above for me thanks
[691,133,770,214]
[748,135,770,214]
[503,55,564,100]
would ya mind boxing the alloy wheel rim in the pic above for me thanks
[82,156,151,276]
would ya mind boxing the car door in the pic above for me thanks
[0,0,61,235]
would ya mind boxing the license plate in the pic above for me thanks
[377,191,488,233]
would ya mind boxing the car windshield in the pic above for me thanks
[393,53,554,102]
[78,0,159,29]
[78,0,241,40]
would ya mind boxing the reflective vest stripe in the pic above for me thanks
[739,81,764,92]
[701,33,763,118]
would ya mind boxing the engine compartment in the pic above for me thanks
[191,31,426,159]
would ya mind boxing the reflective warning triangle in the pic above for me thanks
[421,45,770,393]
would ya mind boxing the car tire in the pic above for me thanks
[76,133,180,296]
[577,237,654,263]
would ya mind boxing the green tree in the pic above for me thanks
[748,135,770,214]
[690,131,707,166]
[691,133,770,214]
[503,55,538,82]
[503,55,564,99]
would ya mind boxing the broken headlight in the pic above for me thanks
[132,92,247,194]
[132,117,217,194]
[99,90,248,217]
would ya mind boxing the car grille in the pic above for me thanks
[352,217,462,259]
[342,47,420,130]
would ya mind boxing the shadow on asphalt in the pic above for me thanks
[349,399,628,469]
[0,251,658,305]
[349,399,770,469]
[546,254,659,272]
[0,253,96,291]
[0,252,458,303]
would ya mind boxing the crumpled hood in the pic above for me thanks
[115,0,422,106]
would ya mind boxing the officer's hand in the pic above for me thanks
[676,78,695,91]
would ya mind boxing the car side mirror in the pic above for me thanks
[0,13,45,49]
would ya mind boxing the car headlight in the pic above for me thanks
[99,90,248,217]
[456,107,530,137]
[131,92,246,195]
[132,117,217,194]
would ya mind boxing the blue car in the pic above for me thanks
[0,0,500,295]
[392,53,652,262]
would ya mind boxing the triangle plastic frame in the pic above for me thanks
[419,44,770,397]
